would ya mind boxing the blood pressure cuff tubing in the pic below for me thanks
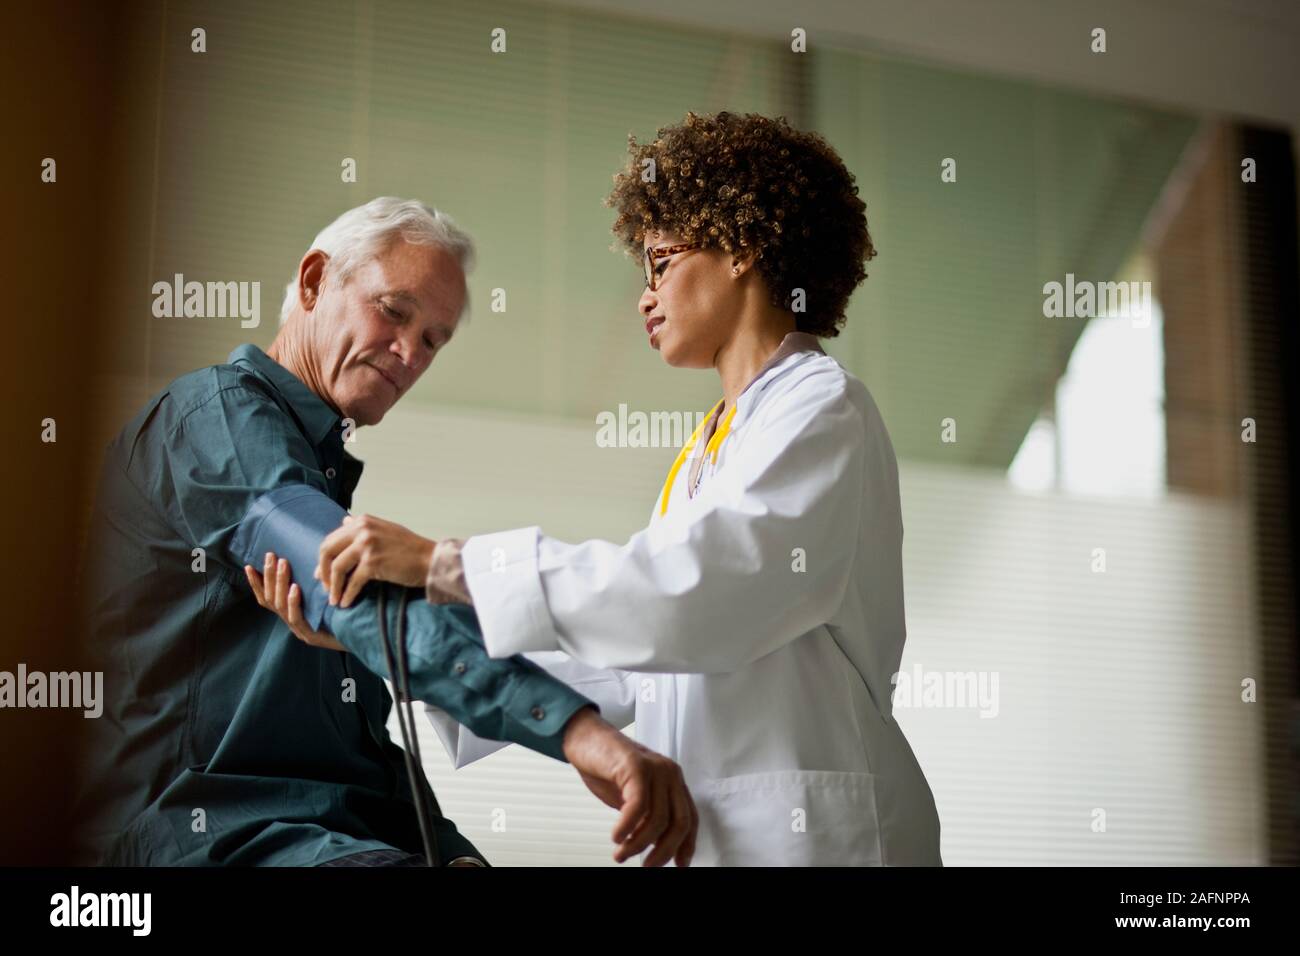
[230,483,344,631]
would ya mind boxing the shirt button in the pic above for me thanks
[453,662,467,675]
[325,467,337,479]
[530,706,546,721]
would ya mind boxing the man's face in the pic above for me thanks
[306,239,466,426]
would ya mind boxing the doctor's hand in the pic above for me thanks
[561,707,697,867]
[245,553,347,653]
[316,514,436,609]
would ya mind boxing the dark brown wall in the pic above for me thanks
[0,0,128,864]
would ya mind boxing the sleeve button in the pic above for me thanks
[530,706,546,721]
[453,661,467,675]
[325,467,337,479]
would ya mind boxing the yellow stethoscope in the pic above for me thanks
[657,397,737,515]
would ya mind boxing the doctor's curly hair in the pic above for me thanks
[605,110,876,338]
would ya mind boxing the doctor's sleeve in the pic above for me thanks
[461,372,869,673]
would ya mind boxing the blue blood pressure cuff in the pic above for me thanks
[231,484,346,631]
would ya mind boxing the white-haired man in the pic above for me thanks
[75,197,697,867]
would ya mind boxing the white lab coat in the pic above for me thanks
[426,336,942,865]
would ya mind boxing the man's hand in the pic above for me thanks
[561,707,697,867]
[316,514,435,609]
[245,552,347,652]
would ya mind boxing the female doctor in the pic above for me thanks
[261,111,942,866]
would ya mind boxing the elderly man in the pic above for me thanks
[75,197,696,867]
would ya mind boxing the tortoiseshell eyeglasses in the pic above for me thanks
[643,242,701,291]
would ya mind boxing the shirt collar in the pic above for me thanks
[740,331,825,401]
[681,333,824,499]
[697,331,827,434]
[228,343,342,447]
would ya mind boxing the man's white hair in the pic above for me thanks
[279,196,475,325]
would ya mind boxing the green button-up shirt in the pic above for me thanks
[75,344,593,866]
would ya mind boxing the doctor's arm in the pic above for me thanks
[465,375,871,673]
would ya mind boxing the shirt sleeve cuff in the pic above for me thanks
[462,527,561,658]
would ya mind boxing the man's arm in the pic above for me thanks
[329,591,591,762]
[425,652,638,768]
[140,383,593,761]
